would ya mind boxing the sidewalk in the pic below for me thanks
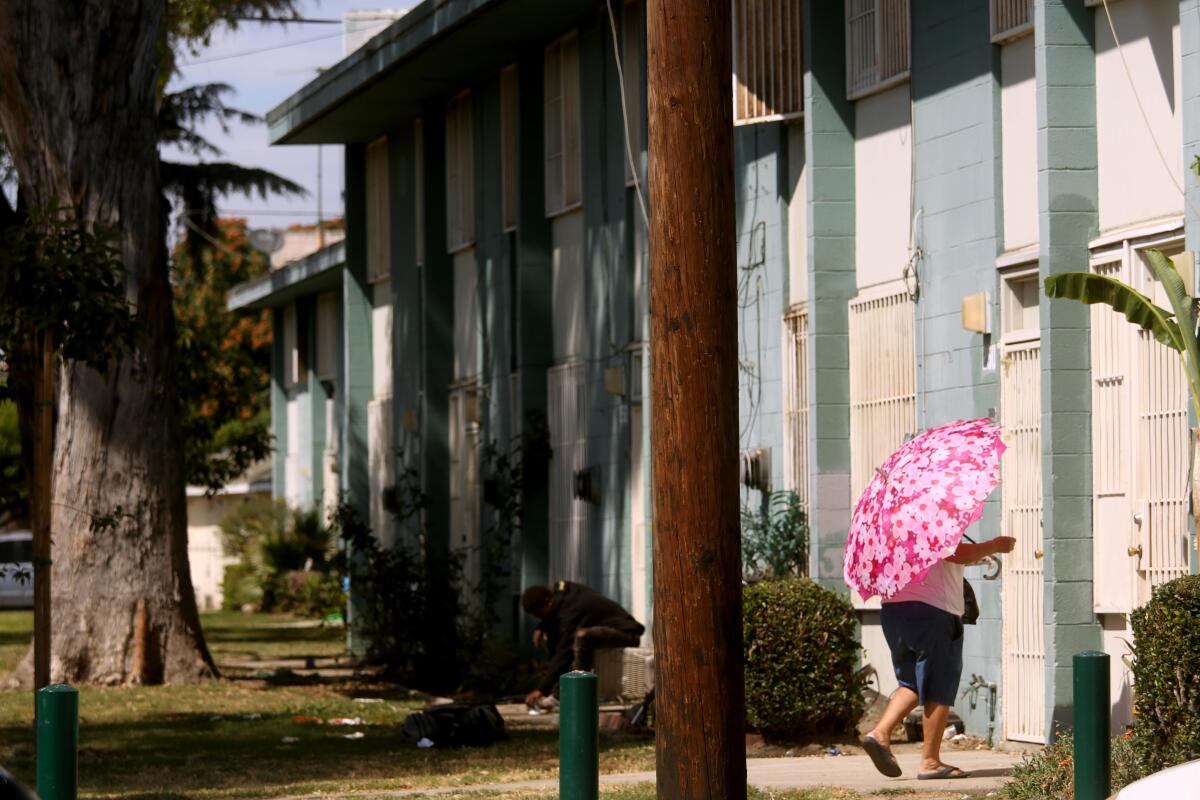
[270,747,1020,798]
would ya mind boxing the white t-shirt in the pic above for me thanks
[883,558,964,617]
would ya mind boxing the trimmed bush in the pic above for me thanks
[743,578,866,739]
[1130,573,1200,772]
[1000,730,1150,800]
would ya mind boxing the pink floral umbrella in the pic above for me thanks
[843,417,1005,602]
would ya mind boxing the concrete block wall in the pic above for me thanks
[910,0,1005,737]
[804,0,857,591]
[734,122,789,507]
[1035,0,1102,738]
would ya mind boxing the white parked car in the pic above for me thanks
[0,531,33,609]
[1110,759,1200,799]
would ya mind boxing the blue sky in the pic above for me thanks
[167,2,413,232]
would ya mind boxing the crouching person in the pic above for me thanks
[521,580,645,708]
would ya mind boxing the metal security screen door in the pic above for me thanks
[548,362,588,582]
[783,307,810,511]
[1090,238,1190,613]
[449,385,481,588]
[1000,337,1045,744]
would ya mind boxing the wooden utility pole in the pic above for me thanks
[646,2,746,798]
[32,330,53,699]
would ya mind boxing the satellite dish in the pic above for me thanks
[248,228,285,255]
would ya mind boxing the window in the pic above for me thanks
[848,285,916,501]
[622,1,644,183]
[315,291,339,381]
[846,0,910,100]
[990,0,1032,43]
[733,0,804,124]
[282,304,308,388]
[445,91,475,252]
[366,137,390,283]
[544,32,582,217]
[501,66,519,231]
[1001,271,1039,344]
[415,120,425,267]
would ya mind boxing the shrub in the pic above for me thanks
[743,578,866,739]
[1000,730,1150,800]
[742,491,809,579]
[277,570,344,619]
[222,562,263,611]
[219,497,336,614]
[1129,573,1200,772]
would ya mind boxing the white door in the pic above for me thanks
[629,403,647,641]
[548,362,588,582]
[1090,241,1191,611]
[1129,246,1190,604]
[1001,339,1046,744]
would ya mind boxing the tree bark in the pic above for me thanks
[646,1,746,798]
[0,0,215,684]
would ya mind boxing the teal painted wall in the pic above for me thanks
[733,122,789,503]
[910,0,1004,738]
[803,0,856,590]
[1036,0,1101,738]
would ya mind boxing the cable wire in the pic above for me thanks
[179,20,391,67]
[1099,0,1200,221]
[605,0,650,232]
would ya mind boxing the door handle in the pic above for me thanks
[1034,548,1043,560]
[1127,545,1143,559]
[1133,512,1144,527]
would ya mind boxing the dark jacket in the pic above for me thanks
[536,580,644,695]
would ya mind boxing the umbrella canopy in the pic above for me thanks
[843,417,1005,602]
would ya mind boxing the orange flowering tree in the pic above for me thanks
[173,217,273,492]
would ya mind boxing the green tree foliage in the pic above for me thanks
[741,490,809,579]
[0,401,25,527]
[158,82,305,266]
[174,218,274,492]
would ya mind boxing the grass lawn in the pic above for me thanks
[369,785,974,799]
[0,610,655,800]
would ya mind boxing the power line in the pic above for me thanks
[178,19,391,67]
[228,15,341,24]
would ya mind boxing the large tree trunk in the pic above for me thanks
[0,0,215,684]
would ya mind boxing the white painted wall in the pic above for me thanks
[1001,35,1038,251]
[854,85,912,291]
[552,210,586,362]
[1096,0,1181,231]
[787,121,808,306]
[368,396,395,547]
[1101,613,1136,732]
[186,492,261,612]
[453,248,479,380]
[371,281,393,398]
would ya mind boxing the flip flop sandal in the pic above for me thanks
[918,765,971,780]
[861,735,902,778]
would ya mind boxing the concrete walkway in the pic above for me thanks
[270,748,1020,798]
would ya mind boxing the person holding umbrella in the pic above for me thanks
[843,418,1015,781]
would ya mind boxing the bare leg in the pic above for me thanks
[867,687,919,746]
[919,701,965,775]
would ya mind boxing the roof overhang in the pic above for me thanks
[266,0,600,145]
[227,240,345,312]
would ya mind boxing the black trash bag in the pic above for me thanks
[402,703,507,748]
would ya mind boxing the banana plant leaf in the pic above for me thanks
[1044,271,1185,353]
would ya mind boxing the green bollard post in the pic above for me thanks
[37,684,78,800]
[560,671,598,800]
[1074,651,1110,800]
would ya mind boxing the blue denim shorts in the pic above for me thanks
[880,601,964,707]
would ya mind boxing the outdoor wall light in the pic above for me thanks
[961,292,991,335]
